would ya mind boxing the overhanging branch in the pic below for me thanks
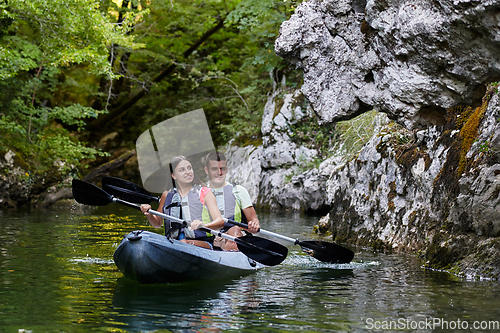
[87,18,226,130]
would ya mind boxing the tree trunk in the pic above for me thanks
[42,150,136,207]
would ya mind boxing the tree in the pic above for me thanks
[84,0,305,146]
[0,0,304,180]
[0,0,143,174]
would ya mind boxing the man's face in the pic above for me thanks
[205,160,228,188]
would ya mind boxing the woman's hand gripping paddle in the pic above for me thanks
[102,176,354,264]
[72,179,288,266]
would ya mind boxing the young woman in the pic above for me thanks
[140,156,224,249]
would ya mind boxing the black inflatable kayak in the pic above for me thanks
[113,230,266,283]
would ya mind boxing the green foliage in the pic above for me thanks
[202,0,305,142]
[287,110,380,178]
[0,118,109,175]
[289,112,336,159]
[0,93,110,174]
[282,111,337,184]
[492,81,499,94]
[285,110,381,183]
[476,140,492,156]
[0,0,307,181]
[0,0,144,78]
[0,0,140,176]
[114,0,305,146]
[51,104,104,130]
[227,0,300,72]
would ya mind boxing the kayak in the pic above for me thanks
[113,230,266,284]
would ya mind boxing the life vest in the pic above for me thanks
[163,186,213,240]
[210,183,247,231]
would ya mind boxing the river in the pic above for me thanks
[1,204,499,332]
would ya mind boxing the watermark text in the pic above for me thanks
[365,317,499,330]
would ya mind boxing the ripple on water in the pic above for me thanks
[69,257,115,265]
[283,250,380,270]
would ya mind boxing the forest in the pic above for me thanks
[0,0,304,193]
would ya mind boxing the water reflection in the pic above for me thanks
[112,277,235,330]
[110,254,358,332]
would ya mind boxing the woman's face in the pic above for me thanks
[171,159,194,185]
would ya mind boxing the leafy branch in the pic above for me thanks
[201,74,250,112]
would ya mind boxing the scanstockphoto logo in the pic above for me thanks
[364,317,500,331]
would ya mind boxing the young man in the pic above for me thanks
[205,151,260,250]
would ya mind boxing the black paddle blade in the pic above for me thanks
[72,179,113,206]
[236,235,288,266]
[299,241,354,264]
[102,176,159,204]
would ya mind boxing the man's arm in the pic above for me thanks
[242,205,260,233]
[233,185,261,233]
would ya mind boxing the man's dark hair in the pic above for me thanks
[205,151,227,166]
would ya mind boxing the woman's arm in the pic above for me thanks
[140,191,167,228]
[198,191,224,230]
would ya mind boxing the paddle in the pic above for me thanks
[72,179,287,266]
[102,176,355,264]
[103,176,160,204]
[222,218,354,264]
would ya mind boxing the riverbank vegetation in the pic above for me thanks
[0,0,304,201]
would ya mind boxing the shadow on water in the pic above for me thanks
[111,260,357,331]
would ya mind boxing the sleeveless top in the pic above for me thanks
[162,186,213,240]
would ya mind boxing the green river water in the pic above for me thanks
[1,204,499,332]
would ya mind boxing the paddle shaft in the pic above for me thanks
[105,177,318,244]
[120,200,310,248]
[225,217,354,263]
[115,198,233,243]
[224,218,299,244]
[103,180,285,256]
[72,179,288,265]
[105,178,301,243]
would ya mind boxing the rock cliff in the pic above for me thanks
[326,87,500,279]
[227,83,500,280]
[225,0,500,278]
[274,0,500,129]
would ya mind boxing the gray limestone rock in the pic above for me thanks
[275,0,500,129]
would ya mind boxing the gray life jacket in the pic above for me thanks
[163,186,213,240]
[210,183,247,232]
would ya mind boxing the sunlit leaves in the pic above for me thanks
[226,0,278,29]
[0,0,307,180]
[226,0,302,72]
[40,133,109,172]
[51,104,107,130]
[2,0,144,77]
[0,36,42,79]
[0,0,144,176]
